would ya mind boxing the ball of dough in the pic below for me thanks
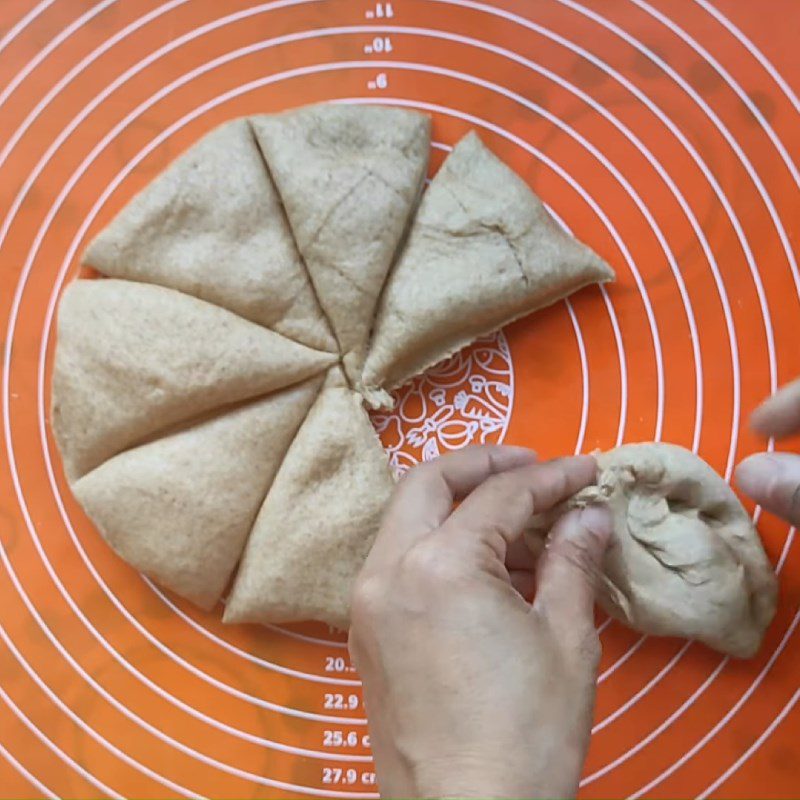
[527,443,778,658]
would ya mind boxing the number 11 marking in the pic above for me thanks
[365,2,394,19]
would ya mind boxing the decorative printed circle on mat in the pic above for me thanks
[371,332,514,474]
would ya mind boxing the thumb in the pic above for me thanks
[533,505,613,630]
[736,452,800,526]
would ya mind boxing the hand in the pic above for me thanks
[736,378,800,525]
[349,445,612,799]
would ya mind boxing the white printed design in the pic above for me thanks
[370,332,514,474]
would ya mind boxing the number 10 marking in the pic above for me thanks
[364,35,392,54]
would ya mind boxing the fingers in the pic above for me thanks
[370,445,537,566]
[533,505,613,631]
[442,456,598,557]
[736,452,800,526]
[751,378,800,438]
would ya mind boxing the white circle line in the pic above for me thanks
[593,642,691,733]
[695,686,800,798]
[555,0,782,394]
[601,284,628,447]
[694,0,800,115]
[582,656,728,787]
[542,206,594,457]
[142,579,360,684]
[596,618,613,636]
[775,528,796,574]
[0,0,57,57]
[565,301,589,454]
[634,0,800,192]
[0,0,119,116]
[0,737,58,800]
[0,0,320,248]
[544,203,592,455]
[626,606,800,798]
[0,681,117,798]
[596,635,647,684]
[0,614,178,797]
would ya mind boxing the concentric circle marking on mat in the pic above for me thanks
[10,65,644,796]
[0,0,58,58]
[15,51,640,692]
[4,56,724,800]
[409,14,795,777]
[27,75,626,737]
[1,2,797,797]
[0,737,57,800]
[419,7,796,781]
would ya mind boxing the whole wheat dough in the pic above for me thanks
[83,119,335,352]
[72,376,323,610]
[52,279,335,480]
[251,104,431,382]
[223,368,396,629]
[526,443,777,657]
[52,105,618,634]
[361,131,615,405]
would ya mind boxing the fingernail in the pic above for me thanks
[578,504,613,540]
[735,453,777,496]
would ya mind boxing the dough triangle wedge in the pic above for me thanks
[73,376,324,610]
[52,279,336,480]
[83,119,335,352]
[251,104,431,380]
[362,131,615,405]
[223,370,396,628]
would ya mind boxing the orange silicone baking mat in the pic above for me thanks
[1,0,799,797]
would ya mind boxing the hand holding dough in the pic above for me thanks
[526,443,777,657]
